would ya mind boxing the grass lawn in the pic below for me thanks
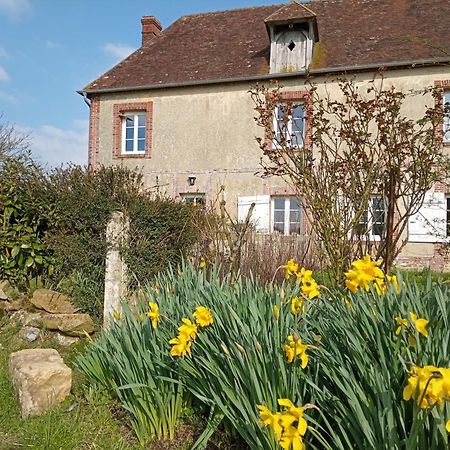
[0,315,142,450]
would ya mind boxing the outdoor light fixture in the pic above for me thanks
[188,175,196,186]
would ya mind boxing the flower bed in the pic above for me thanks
[77,258,450,449]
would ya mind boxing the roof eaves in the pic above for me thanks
[78,56,450,96]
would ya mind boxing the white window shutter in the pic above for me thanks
[408,192,447,243]
[237,195,270,233]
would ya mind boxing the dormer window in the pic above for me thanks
[265,2,318,74]
[270,23,312,73]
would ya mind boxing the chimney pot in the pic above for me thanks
[141,16,162,47]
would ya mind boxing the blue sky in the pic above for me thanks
[0,0,286,167]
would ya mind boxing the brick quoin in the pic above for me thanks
[112,102,153,160]
[88,95,100,170]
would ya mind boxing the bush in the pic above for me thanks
[78,261,450,449]
[45,165,202,318]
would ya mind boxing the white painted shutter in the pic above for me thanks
[408,192,447,243]
[237,195,270,233]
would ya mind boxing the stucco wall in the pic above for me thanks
[92,65,450,269]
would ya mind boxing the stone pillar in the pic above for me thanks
[104,211,129,329]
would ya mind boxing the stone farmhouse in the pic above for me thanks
[80,0,450,269]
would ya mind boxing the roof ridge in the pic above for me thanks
[178,2,291,20]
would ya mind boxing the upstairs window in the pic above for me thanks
[272,196,302,236]
[273,104,306,148]
[122,112,146,154]
[444,92,450,142]
[113,102,153,159]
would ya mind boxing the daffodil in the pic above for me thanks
[284,335,309,368]
[199,257,206,269]
[345,255,385,293]
[285,258,299,279]
[394,316,408,335]
[387,274,400,293]
[178,318,198,340]
[193,306,213,327]
[290,296,305,315]
[409,312,429,337]
[446,419,450,433]
[169,332,192,357]
[112,310,121,321]
[145,302,160,329]
[301,278,320,299]
[257,404,283,440]
[279,425,306,450]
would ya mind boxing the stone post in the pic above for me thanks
[104,211,129,329]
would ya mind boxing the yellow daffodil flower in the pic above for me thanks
[199,257,206,269]
[284,335,309,368]
[284,258,299,279]
[301,279,320,299]
[193,306,213,327]
[169,332,192,357]
[394,316,408,335]
[446,419,450,433]
[291,296,305,315]
[257,404,283,440]
[409,312,429,337]
[387,274,400,293]
[178,318,198,340]
[145,302,160,329]
[112,310,121,321]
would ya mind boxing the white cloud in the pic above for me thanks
[102,43,135,61]
[17,120,88,167]
[45,40,61,50]
[0,0,31,20]
[0,65,10,82]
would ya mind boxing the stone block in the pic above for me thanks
[30,313,95,337]
[31,289,78,314]
[9,349,72,418]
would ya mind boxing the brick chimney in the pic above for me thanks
[141,16,162,47]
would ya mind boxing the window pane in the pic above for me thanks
[138,127,146,139]
[274,222,284,233]
[274,198,285,210]
[289,210,301,223]
[126,127,134,139]
[137,139,145,151]
[289,222,301,235]
[290,197,300,210]
[137,114,146,127]
[274,210,285,223]
[125,140,134,152]
[125,116,134,127]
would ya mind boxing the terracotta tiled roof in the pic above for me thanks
[83,0,450,93]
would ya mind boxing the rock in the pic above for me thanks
[30,313,95,337]
[18,327,41,342]
[31,289,78,314]
[0,296,25,312]
[9,348,72,418]
[10,310,43,327]
[0,280,14,301]
[53,333,79,347]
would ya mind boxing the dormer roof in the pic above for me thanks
[264,1,316,25]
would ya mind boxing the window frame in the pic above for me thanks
[121,112,147,155]
[181,193,206,207]
[444,91,450,143]
[271,196,302,236]
[113,102,153,159]
[273,103,306,149]
[354,195,385,241]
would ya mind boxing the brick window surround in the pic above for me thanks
[434,80,450,145]
[113,102,153,159]
[265,90,312,150]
